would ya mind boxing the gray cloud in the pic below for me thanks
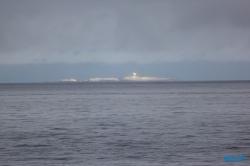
[0,0,250,64]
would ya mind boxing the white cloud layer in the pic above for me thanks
[0,0,250,64]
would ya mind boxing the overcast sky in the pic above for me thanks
[1,0,250,82]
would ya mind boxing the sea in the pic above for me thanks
[0,81,250,166]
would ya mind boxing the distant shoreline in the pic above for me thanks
[1,80,250,84]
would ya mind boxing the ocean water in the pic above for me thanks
[0,81,250,166]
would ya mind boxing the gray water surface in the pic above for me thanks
[0,82,250,165]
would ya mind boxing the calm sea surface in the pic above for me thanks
[0,81,250,166]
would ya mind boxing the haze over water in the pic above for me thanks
[0,81,250,165]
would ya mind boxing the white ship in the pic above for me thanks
[123,73,173,81]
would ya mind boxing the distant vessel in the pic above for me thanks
[123,73,173,81]
[57,79,77,82]
[89,78,119,82]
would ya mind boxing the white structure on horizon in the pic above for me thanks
[123,73,173,81]
[89,78,119,82]
[57,79,77,82]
